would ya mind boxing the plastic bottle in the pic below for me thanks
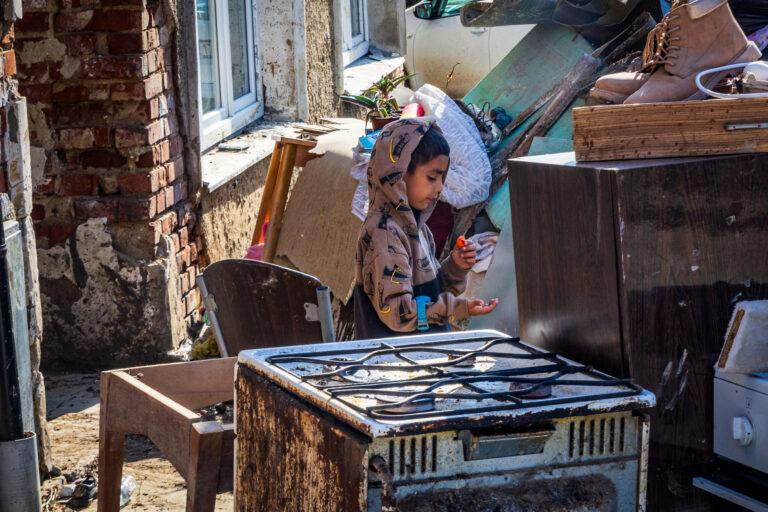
[119,475,137,508]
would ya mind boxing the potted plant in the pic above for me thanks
[341,73,415,130]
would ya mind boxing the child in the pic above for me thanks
[354,117,498,339]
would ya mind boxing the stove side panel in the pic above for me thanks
[235,365,370,512]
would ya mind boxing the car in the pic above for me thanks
[405,0,534,97]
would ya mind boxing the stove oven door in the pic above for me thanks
[366,412,648,512]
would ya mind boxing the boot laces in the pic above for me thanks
[642,1,686,70]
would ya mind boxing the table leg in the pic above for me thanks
[252,141,284,246]
[263,143,297,262]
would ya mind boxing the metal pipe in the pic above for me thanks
[0,219,22,442]
[315,286,336,343]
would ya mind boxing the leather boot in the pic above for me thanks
[590,0,760,104]
[625,0,761,103]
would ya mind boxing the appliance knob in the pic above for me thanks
[732,416,753,447]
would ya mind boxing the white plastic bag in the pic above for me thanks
[411,84,492,208]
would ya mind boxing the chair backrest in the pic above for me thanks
[198,259,325,356]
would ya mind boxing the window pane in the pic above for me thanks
[439,0,472,17]
[197,0,221,113]
[229,0,251,100]
[350,0,361,38]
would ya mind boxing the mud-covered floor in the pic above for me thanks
[41,373,233,511]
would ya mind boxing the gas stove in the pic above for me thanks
[235,330,655,512]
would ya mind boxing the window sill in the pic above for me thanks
[201,120,299,194]
[343,54,406,96]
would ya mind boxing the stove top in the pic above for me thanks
[239,330,655,437]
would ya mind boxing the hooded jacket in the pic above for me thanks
[354,118,470,338]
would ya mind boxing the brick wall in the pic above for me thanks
[16,0,202,367]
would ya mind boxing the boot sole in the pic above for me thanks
[589,86,630,104]
[684,41,764,101]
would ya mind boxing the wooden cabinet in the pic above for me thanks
[508,152,768,510]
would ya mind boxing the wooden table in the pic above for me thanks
[252,136,319,262]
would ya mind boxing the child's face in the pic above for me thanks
[404,155,448,211]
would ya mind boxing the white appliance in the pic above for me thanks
[235,330,655,511]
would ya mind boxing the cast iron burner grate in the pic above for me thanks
[266,336,642,420]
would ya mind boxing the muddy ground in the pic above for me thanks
[41,373,233,511]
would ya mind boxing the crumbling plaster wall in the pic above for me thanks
[199,158,269,264]
[257,0,340,122]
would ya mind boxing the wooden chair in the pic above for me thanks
[97,357,236,512]
[196,259,334,357]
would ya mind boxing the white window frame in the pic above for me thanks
[197,0,263,152]
[341,0,369,67]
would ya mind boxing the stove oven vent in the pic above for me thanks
[568,416,626,459]
[386,435,439,477]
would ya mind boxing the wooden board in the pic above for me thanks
[573,97,768,161]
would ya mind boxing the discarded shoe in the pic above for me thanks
[67,475,98,509]
[591,0,762,104]
[625,0,762,103]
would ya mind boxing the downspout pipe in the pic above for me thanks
[0,220,41,512]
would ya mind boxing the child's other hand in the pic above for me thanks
[452,241,477,270]
[468,298,499,316]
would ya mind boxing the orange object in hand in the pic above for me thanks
[456,235,467,249]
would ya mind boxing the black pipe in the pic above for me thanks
[0,219,23,441]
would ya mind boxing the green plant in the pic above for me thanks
[341,73,415,118]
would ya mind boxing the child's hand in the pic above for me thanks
[451,240,477,270]
[468,298,499,316]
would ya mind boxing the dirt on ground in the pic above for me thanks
[41,373,233,511]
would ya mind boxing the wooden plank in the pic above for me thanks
[573,98,768,161]
[124,357,235,411]
[263,143,298,262]
[252,142,283,246]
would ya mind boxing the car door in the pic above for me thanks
[407,0,490,97]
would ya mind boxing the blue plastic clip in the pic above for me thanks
[415,296,431,331]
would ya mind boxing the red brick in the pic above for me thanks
[80,149,127,168]
[31,203,45,221]
[145,46,165,74]
[54,10,94,33]
[136,139,169,168]
[115,119,165,148]
[93,127,111,147]
[176,245,190,269]
[16,12,50,34]
[153,210,176,234]
[37,223,77,245]
[0,168,7,194]
[170,232,179,252]
[90,10,146,31]
[51,84,90,103]
[110,72,163,101]
[59,0,98,9]
[82,55,146,79]
[57,128,95,149]
[58,174,98,196]
[164,157,182,182]
[178,225,188,248]
[19,83,52,103]
[73,198,117,220]
[116,196,156,221]
[35,177,56,195]
[2,50,17,77]
[188,243,199,264]
[58,33,97,57]
[16,61,48,82]
[53,102,111,127]
[107,32,143,54]
[185,288,201,315]
[117,171,156,194]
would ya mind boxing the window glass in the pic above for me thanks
[197,0,222,113]
[438,0,472,18]
[350,0,362,38]
[229,0,250,99]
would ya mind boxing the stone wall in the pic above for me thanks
[16,0,200,368]
[0,5,53,471]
